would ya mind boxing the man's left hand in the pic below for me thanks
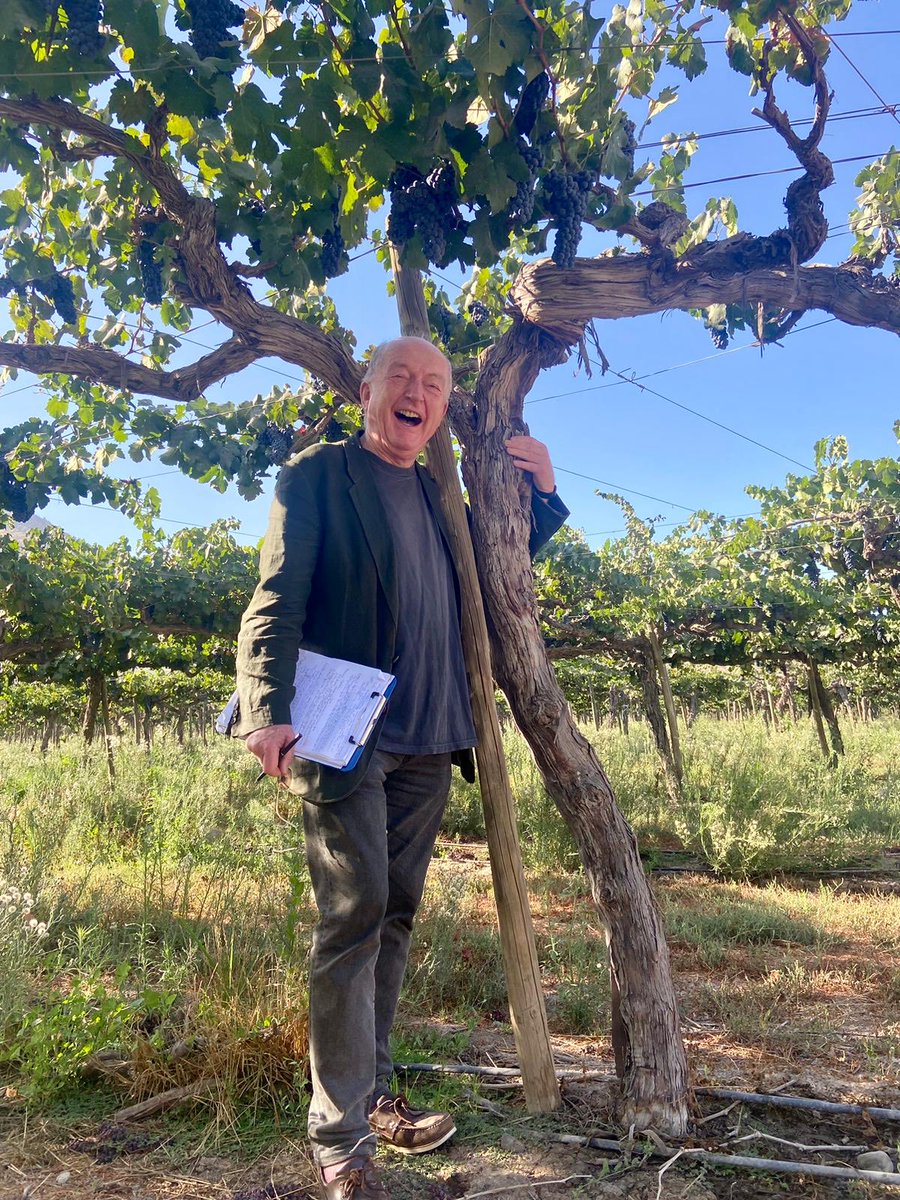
[505,435,556,494]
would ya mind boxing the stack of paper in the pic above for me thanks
[217,650,395,771]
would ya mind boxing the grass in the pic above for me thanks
[1,716,899,1130]
[446,714,900,877]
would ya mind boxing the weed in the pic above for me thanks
[404,874,508,1021]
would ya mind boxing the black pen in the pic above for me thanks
[255,732,303,783]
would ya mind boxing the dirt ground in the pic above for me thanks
[3,871,900,1200]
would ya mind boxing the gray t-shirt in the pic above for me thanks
[364,451,476,755]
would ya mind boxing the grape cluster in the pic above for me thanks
[709,325,729,350]
[257,424,294,465]
[322,417,345,443]
[387,162,461,267]
[513,70,550,138]
[184,0,244,59]
[467,301,489,327]
[508,140,543,229]
[61,0,104,55]
[1,272,77,323]
[34,274,78,324]
[619,116,638,172]
[137,238,163,304]
[241,200,265,255]
[541,169,593,269]
[320,225,347,279]
[0,461,32,525]
[431,305,456,346]
[803,556,821,586]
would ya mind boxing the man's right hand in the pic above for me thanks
[246,724,299,777]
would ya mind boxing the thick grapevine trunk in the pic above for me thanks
[807,660,833,763]
[647,631,683,785]
[809,659,844,760]
[82,672,103,744]
[457,326,690,1136]
[636,646,680,800]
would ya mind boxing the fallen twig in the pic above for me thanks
[656,1148,686,1200]
[113,1080,214,1123]
[725,1130,868,1155]
[551,1133,900,1187]
[696,1101,739,1127]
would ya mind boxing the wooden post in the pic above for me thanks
[389,250,560,1113]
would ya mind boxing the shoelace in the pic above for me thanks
[374,1093,410,1118]
[335,1166,382,1197]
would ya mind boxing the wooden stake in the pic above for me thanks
[389,251,560,1113]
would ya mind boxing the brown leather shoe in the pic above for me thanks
[368,1092,456,1155]
[320,1157,388,1199]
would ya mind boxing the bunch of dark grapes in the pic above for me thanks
[709,325,729,350]
[508,139,543,228]
[320,225,347,279]
[387,162,460,267]
[184,0,244,59]
[431,305,455,346]
[137,233,163,304]
[61,0,104,54]
[34,274,77,323]
[803,555,821,586]
[257,424,294,465]
[541,169,593,269]
[322,417,345,443]
[619,116,638,174]
[513,70,550,138]
[467,301,489,327]
[241,200,265,255]
[0,461,33,524]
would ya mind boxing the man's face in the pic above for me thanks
[360,339,451,468]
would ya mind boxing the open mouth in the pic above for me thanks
[395,409,422,426]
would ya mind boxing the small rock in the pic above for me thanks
[856,1151,895,1173]
[55,1173,71,1186]
[499,1133,526,1154]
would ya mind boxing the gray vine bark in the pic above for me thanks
[82,672,102,744]
[636,645,679,799]
[809,659,844,761]
[455,323,689,1136]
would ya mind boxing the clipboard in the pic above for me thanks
[217,650,396,771]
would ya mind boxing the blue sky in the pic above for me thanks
[2,0,898,549]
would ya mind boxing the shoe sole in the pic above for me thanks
[377,1121,457,1156]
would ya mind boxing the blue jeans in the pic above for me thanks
[302,750,452,1168]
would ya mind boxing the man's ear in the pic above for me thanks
[360,381,371,413]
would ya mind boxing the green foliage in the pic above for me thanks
[0,521,256,685]
[849,150,900,269]
[535,436,900,678]
[1,0,884,519]
[2,965,136,1101]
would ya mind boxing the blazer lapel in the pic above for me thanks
[345,438,399,627]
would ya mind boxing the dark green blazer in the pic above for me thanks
[236,435,568,802]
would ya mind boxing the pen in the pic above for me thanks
[255,732,303,783]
